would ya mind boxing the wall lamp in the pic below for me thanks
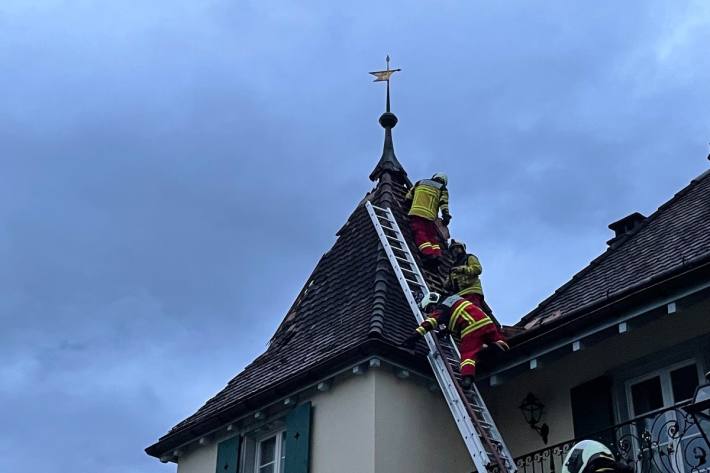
[519,392,550,444]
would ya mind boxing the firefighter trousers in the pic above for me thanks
[409,215,442,257]
[459,323,508,377]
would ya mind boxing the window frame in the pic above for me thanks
[611,334,710,425]
[624,358,702,417]
[254,429,287,473]
[621,359,705,473]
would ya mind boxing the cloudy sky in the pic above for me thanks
[1,1,709,471]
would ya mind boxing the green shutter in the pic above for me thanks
[570,376,615,445]
[284,402,312,473]
[215,435,241,473]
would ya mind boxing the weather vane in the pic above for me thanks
[369,55,401,113]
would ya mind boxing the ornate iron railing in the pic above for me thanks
[512,402,710,473]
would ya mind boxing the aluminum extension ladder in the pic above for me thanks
[366,201,517,473]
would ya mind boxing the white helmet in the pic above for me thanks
[562,440,627,473]
[419,292,441,310]
[432,172,448,186]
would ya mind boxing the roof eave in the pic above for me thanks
[479,254,710,376]
[145,337,429,458]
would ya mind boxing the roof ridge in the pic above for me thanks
[518,167,710,326]
[367,172,404,338]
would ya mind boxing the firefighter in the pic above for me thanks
[400,292,509,388]
[445,240,502,328]
[561,440,633,473]
[404,172,450,266]
[445,240,483,305]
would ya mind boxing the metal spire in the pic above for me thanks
[368,56,407,183]
[369,55,401,113]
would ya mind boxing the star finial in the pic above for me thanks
[369,55,401,113]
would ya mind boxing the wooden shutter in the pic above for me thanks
[284,402,312,473]
[215,435,241,473]
[570,376,615,445]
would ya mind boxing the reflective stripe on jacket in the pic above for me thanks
[405,179,449,221]
[414,298,493,339]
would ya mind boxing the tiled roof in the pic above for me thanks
[146,121,450,457]
[518,169,710,330]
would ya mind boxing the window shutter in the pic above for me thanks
[570,376,614,445]
[215,435,240,473]
[284,401,312,473]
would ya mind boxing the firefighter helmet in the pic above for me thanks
[432,172,448,186]
[420,292,441,310]
[562,440,627,473]
[450,240,466,252]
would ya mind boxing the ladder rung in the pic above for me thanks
[385,234,406,245]
[394,254,413,263]
[390,245,408,254]
[404,278,422,286]
[377,215,397,226]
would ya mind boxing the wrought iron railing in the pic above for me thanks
[512,402,710,473]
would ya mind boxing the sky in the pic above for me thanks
[1,1,709,471]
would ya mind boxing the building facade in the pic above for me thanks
[479,170,710,473]
[145,105,710,473]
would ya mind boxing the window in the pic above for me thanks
[630,376,664,415]
[255,431,286,473]
[624,361,703,473]
[626,361,701,417]
[670,364,700,402]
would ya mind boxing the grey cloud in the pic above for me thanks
[1,1,709,471]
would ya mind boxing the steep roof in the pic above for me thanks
[146,114,446,457]
[518,168,710,330]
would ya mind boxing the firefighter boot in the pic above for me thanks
[461,375,474,389]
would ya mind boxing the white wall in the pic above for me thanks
[310,372,376,473]
[176,438,218,473]
[174,363,480,473]
[373,370,474,473]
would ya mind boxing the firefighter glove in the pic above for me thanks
[442,212,451,225]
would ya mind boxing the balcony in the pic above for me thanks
[511,401,710,473]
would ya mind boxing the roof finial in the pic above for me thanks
[369,55,401,114]
[368,56,407,183]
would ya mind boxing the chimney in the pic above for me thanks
[607,212,646,247]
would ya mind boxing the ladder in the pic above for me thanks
[366,201,517,473]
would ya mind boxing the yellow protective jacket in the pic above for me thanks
[446,254,483,297]
[405,179,449,221]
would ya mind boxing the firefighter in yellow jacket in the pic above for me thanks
[404,172,450,264]
[445,240,501,327]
